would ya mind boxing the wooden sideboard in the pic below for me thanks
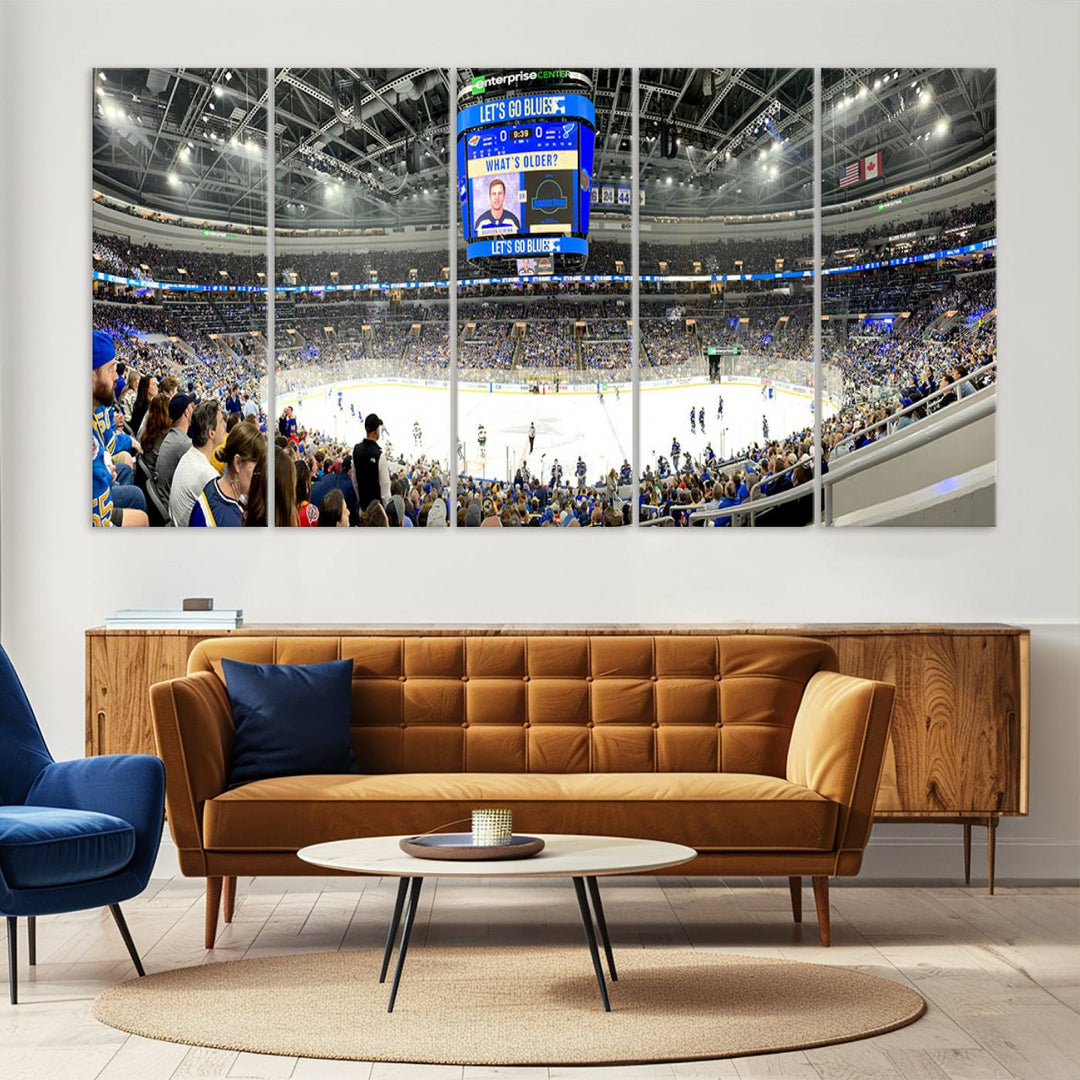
[86,623,1029,891]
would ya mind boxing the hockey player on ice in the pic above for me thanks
[717,394,724,419]
[412,421,422,447]
[528,422,535,454]
[671,437,681,472]
[698,406,705,433]
[762,414,769,440]
[477,424,487,459]
[689,406,696,434]
[575,456,587,493]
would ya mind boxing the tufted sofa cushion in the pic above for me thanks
[202,772,839,853]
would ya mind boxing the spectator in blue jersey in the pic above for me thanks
[190,421,265,527]
[225,384,242,418]
[474,178,520,233]
[279,406,299,439]
[310,451,359,526]
[169,401,226,527]
[91,331,147,527]
[575,456,587,493]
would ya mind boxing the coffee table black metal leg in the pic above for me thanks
[387,877,423,1013]
[572,876,611,1011]
[586,876,617,981]
[379,877,411,983]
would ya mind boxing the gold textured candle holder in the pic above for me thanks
[471,808,513,846]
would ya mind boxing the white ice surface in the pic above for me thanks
[279,377,828,484]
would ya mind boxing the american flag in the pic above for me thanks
[839,161,861,188]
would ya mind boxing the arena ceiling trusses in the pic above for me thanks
[92,67,995,229]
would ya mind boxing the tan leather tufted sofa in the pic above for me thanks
[149,633,895,948]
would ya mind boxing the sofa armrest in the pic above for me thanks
[786,670,896,872]
[149,672,234,872]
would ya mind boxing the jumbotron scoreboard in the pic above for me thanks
[457,70,596,272]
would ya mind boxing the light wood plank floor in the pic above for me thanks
[2,877,1078,1080]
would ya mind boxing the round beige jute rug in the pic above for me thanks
[93,948,925,1066]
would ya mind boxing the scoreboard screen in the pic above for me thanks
[457,92,595,264]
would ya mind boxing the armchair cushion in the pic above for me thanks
[0,806,135,888]
[222,657,358,786]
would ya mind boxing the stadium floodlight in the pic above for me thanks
[96,87,104,98]
[665,176,673,185]
[224,70,232,82]
[772,141,781,151]
[893,71,899,79]
[168,172,179,185]
[769,165,778,178]
[759,149,766,160]
[873,78,881,89]
[246,140,257,152]
[858,86,868,97]
[921,88,932,103]
[213,85,224,97]
[104,105,116,119]
[882,74,890,84]
[230,136,238,147]
[936,119,948,134]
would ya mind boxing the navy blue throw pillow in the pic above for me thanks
[222,658,358,786]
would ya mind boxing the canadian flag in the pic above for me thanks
[862,152,883,181]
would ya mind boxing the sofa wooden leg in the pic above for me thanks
[788,877,802,923]
[811,876,831,947]
[205,877,223,949]
[223,877,236,924]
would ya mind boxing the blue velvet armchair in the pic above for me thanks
[0,645,165,1004]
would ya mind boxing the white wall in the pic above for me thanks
[1,0,1077,882]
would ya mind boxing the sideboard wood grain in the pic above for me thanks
[86,623,1030,864]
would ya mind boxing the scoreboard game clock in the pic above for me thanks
[457,69,597,272]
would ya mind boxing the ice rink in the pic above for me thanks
[280,377,828,485]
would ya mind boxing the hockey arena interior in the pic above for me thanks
[92,67,996,527]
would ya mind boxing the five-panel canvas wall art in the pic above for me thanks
[92,67,996,528]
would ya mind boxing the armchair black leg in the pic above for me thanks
[6,916,17,1005]
[27,917,36,966]
[108,905,146,977]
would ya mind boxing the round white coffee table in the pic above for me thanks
[298,834,696,1012]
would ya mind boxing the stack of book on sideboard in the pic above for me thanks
[104,608,243,630]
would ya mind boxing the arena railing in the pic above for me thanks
[687,480,814,527]
[830,359,997,456]
[823,384,996,526]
